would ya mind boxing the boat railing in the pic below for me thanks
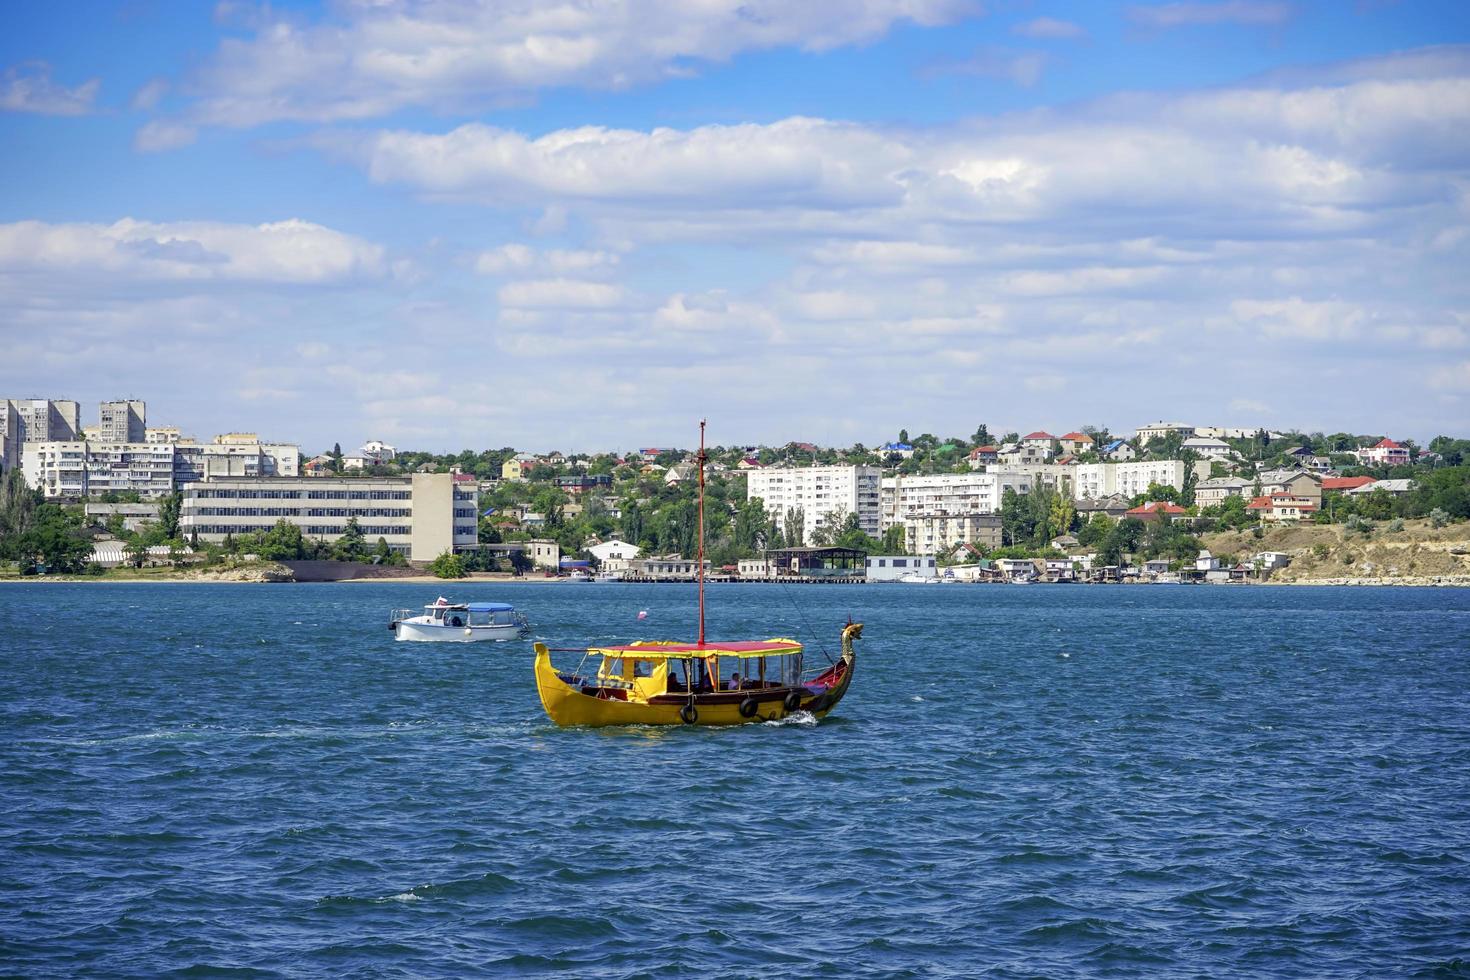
[390,608,415,623]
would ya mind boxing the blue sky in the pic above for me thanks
[3,1,1469,453]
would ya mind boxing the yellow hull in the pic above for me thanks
[533,624,860,728]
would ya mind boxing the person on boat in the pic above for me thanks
[666,667,684,691]
[727,671,742,691]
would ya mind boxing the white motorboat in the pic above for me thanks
[390,600,530,642]
[562,570,593,582]
[898,573,939,584]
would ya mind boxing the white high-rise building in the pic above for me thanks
[880,471,1033,528]
[99,400,146,443]
[3,398,81,451]
[1072,460,1211,500]
[745,464,881,545]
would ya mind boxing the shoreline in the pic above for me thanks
[3,574,1468,587]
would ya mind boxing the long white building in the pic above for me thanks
[180,473,477,560]
[20,437,300,499]
[880,471,1033,527]
[745,464,881,545]
[1072,460,1211,501]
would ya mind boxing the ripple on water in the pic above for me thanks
[2,581,1469,977]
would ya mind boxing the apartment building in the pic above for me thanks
[99,399,146,443]
[180,473,477,560]
[880,471,1032,528]
[903,513,1003,555]
[1072,460,1211,501]
[2,399,81,468]
[22,441,175,498]
[20,437,299,499]
[745,464,881,545]
[173,438,300,484]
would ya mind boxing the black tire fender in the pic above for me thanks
[738,697,759,719]
[783,690,802,713]
[679,702,698,725]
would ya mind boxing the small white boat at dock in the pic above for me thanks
[390,600,529,642]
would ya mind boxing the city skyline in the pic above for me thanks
[4,2,1470,451]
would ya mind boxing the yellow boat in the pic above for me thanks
[533,420,863,727]
[533,624,861,727]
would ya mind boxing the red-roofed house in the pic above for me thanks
[1126,501,1189,523]
[1021,431,1057,452]
[1058,432,1094,455]
[1247,493,1318,523]
[1356,439,1410,467]
[737,457,765,470]
[967,445,999,469]
[1322,476,1377,493]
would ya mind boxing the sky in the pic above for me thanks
[3,1,1469,455]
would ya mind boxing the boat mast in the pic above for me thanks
[697,419,707,646]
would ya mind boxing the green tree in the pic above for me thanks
[332,516,368,561]
[13,504,94,574]
[156,491,182,539]
[429,550,467,578]
[880,524,906,554]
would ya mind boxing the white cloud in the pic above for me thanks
[474,243,621,276]
[497,278,627,308]
[134,120,198,153]
[1230,297,1365,339]
[1012,17,1086,40]
[1,62,99,115]
[156,0,978,129]
[131,78,169,111]
[1430,361,1470,391]
[0,218,388,284]
[334,48,1470,249]
[1127,2,1294,29]
[343,117,913,210]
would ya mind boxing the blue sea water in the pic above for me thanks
[2,581,1469,978]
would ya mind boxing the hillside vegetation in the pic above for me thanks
[1202,519,1470,585]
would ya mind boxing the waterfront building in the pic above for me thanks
[1072,459,1210,501]
[180,473,477,560]
[99,400,146,443]
[880,471,1032,527]
[865,555,938,582]
[903,513,1003,554]
[587,538,641,571]
[526,538,561,570]
[745,464,881,546]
